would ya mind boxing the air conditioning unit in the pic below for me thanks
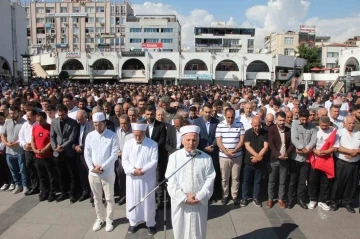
[100,22,104,26]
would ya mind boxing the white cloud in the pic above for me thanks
[132,1,360,50]
[132,2,236,50]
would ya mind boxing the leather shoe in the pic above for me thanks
[70,197,77,204]
[221,197,230,205]
[278,200,286,209]
[298,199,308,209]
[330,204,339,211]
[56,194,68,202]
[48,194,56,202]
[118,197,126,206]
[233,198,241,206]
[78,193,91,202]
[287,201,295,209]
[39,194,48,202]
[344,205,355,213]
[25,189,40,196]
[266,200,273,209]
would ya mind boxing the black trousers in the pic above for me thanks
[0,153,13,185]
[35,157,56,195]
[115,158,126,199]
[77,154,91,195]
[331,158,359,206]
[25,151,39,190]
[308,167,330,203]
[54,153,77,197]
[288,160,309,203]
[212,155,222,199]
[156,156,168,204]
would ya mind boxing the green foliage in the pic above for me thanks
[296,43,322,72]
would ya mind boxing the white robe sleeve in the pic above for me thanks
[122,140,135,175]
[195,157,216,205]
[101,136,119,171]
[141,144,158,174]
[84,134,94,170]
[165,153,188,206]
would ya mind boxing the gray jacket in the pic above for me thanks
[50,117,78,157]
[290,120,317,162]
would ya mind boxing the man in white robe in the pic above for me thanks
[165,125,216,239]
[122,123,158,235]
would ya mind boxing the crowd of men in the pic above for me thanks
[0,82,359,237]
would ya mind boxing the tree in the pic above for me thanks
[296,43,322,72]
[59,71,69,81]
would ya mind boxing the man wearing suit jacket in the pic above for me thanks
[165,115,185,154]
[85,106,116,133]
[144,105,167,209]
[266,111,294,209]
[50,104,79,203]
[108,104,123,129]
[73,110,92,202]
[193,103,221,203]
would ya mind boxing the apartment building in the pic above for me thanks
[24,0,134,54]
[320,43,357,69]
[194,22,255,53]
[264,31,299,56]
[125,15,181,52]
[344,36,360,46]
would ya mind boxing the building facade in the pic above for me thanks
[125,15,181,52]
[194,22,255,54]
[344,36,360,46]
[315,36,331,47]
[31,51,306,87]
[24,0,134,55]
[0,0,27,78]
[264,31,299,56]
[320,43,357,69]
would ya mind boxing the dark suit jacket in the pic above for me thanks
[165,125,182,154]
[146,120,167,162]
[268,125,294,162]
[50,117,79,157]
[83,119,115,142]
[109,115,120,129]
[193,117,219,152]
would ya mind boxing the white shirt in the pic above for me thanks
[325,100,332,111]
[148,122,154,138]
[84,129,119,177]
[329,117,343,130]
[79,123,86,146]
[176,129,181,149]
[340,102,349,112]
[240,114,254,131]
[19,121,38,150]
[334,128,360,163]
[116,127,134,152]
[316,127,335,150]
[55,106,79,120]
[0,125,5,151]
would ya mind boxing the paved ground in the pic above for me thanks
[0,191,360,239]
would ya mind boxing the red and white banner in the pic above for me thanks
[141,43,163,48]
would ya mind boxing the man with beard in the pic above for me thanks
[240,103,255,131]
[109,104,123,129]
[289,109,317,209]
[144,105,167,209]
[354,104,360,131]
[194,103,220,203]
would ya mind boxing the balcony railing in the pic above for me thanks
[195,44,223,48]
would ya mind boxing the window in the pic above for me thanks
[130,28,141,33]
[284,37,294,45]
[61,28,67,34]
[96,37,105,44]
[61,38,67,44]
[161,39,173,43]
[96,7,105,13]
[74,48,80,52]
[130,39,141,43]
[284,48,294,56]
[60,17,67,23]
[73,7,80,13]
[327,52,339,58]
[161,28,173,33]
[144,39,159,43]
[25,7,29,14]
[36,18,45,24]
[248,39,254,48]
[45,8,54,13]
[86,17,94,23]
[95,27,104,33]
[144,28,159,33]
[37,38,45,44]
[110,18,115,25]
[73,37,79,44]
[85,28,94,33]
[45,17,55,23]
[86,38,94,43]
[96,17,105,23]
[26,19,30,26]
[73,17,79,23]
[110,38,120,45]
[73,27,79,34]
[121,17,125,25]
[36,28,45,34]
[49,38,55,44]
[85,7,94,13]
[162,49,173,52]
[60,7,67,13]
[36,7,44,14]
[49,28,55,34]
[327,63,337,68]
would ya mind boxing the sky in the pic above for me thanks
[129,0,360,49]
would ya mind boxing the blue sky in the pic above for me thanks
[130,0,360,25]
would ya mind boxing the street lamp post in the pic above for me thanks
[346,72,352,92]
[21,53,32,86]
[89,65,94,85]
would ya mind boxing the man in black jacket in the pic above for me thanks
[165,115,185,154]
[144,105,167,209]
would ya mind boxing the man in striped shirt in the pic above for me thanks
[216,108,245,206]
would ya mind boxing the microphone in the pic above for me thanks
[190,150,201,157]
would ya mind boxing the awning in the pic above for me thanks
[120,78,148,83]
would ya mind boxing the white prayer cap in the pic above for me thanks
[92,112,105,122]
[131,123,148,131]
[180,125,200,136]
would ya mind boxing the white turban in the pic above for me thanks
[180,125,200,136]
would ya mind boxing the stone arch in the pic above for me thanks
[152,58,177,71]
[61,59,84,71]
[184,59,208,71]
[93,58,114,70]
[0,56,11,75]
[246,60,270,72]
[216,59,239,71]
[344,57,359,72]
[122,58,145,70]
